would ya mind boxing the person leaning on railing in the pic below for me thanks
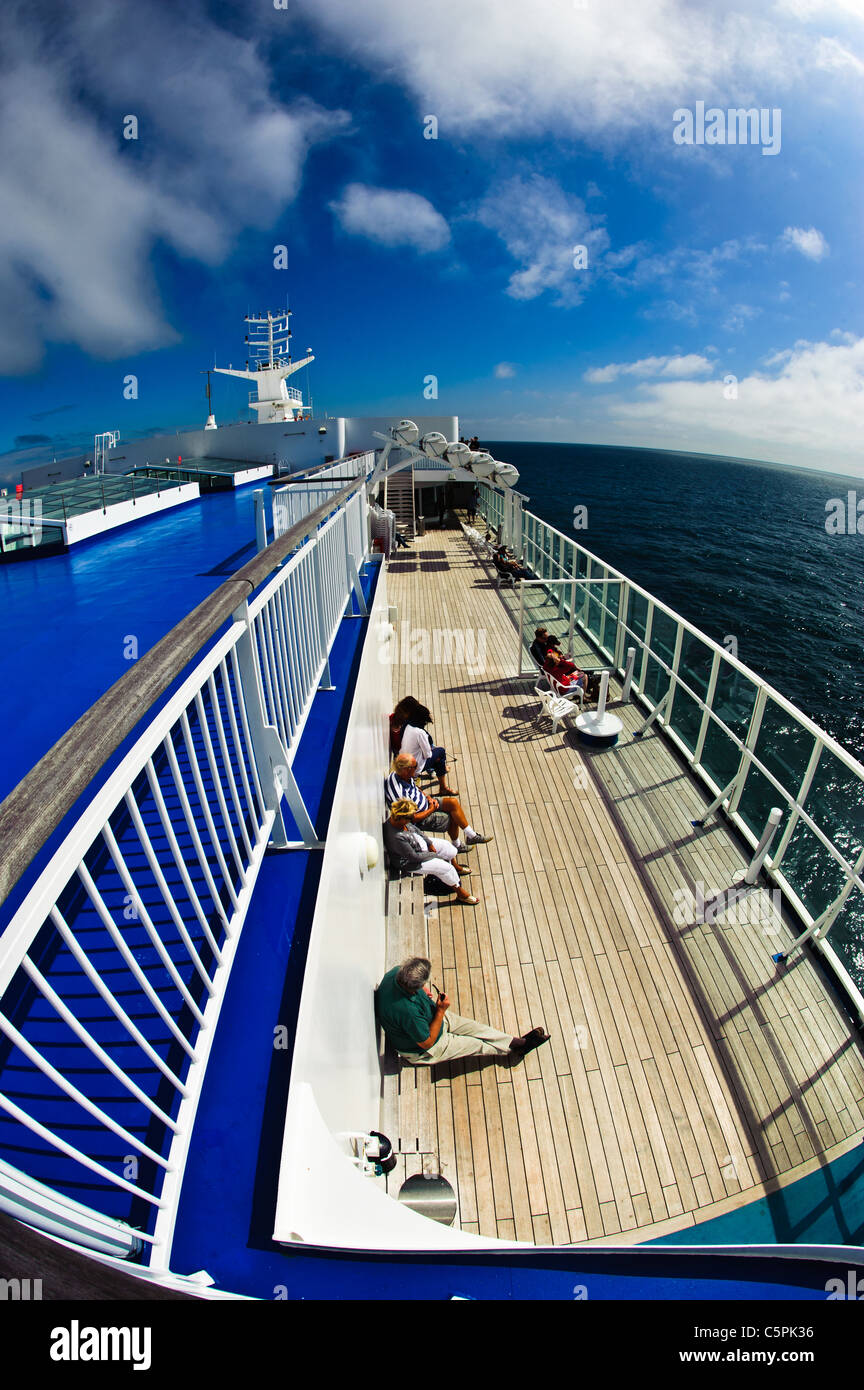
[376,956,550,1066]
[383,799,478,906]
[384,753,492,849]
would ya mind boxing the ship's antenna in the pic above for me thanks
[200,367,218,430]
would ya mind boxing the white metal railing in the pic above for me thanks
[479,482,864,1019]
[272,453,375,537]
[0,481,370,1269]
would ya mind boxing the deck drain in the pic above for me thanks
[397,1173,457,1225]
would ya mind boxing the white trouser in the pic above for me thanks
[411,836,459,888]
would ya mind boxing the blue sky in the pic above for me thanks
[0,0,862,475]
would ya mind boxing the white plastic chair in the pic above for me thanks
[548,670,585,710]
[533,685,578,735]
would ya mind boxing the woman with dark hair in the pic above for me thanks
[390,696,457,795]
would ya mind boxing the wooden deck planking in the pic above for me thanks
[379,524,864,1243]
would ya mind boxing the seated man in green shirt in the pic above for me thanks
[376,956,549,1065]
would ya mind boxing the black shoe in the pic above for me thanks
[511,1027,550,1056]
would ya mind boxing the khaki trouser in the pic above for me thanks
[399,1012,513,1064]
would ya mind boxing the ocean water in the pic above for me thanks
[486,441,864,991]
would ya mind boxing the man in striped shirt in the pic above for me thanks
[384,753,492,848]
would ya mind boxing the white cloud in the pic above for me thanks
[781,226,830,260]
[775,0,864,21]
[584,354,714,384]
[330,184,450,252]
[293,0,862,144]
[605,334,864,467]
[815,35,864,75]
[0,4,349,371]
[473,175,608,304]
[495,362,517,378]
[723,303,762,332]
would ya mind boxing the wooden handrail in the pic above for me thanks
[0,480,360,909]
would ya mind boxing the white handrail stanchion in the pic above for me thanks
[621,647,636,702]
[744,808,783,885]
[596,670,610,720]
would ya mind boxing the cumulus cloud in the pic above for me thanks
[584,354,714,384]
[781,226,830,260]
[292,0,862,144]
[604,334,864,466]
[329,184,450,251]
[0,3,349,372]
[474,175,608,304]
[495,362,517,378]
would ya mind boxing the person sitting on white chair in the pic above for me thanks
[542,641,588,702]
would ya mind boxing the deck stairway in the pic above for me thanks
[383,462,416,536]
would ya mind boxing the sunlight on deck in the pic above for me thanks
[377,522,864,1245]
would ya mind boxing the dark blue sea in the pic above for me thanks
[486,441,864,991]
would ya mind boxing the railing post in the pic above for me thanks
[693,651,720,767]
[517,579,525,675]
[776,845,864,962]
[665,625,684,727]
[744,807,783,885]
[311,538,334,691]
[621,647,636,702]
[771,740,822,874]
[231,604,320,848]
[729,687,767,817]
[613,581,629,671]
[253,490,268,553]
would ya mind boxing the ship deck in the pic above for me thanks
[378,521,864,1245]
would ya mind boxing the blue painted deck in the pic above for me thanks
[0,487,264,805]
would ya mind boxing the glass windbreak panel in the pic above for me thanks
[642,654,668,707]
[586,565,605,643]
[710,658,757,741]
[700,659,756,789]
[537,530,550,580]
[554,532,566,579]
[738,697,817,838]
[677,634,714,704]
[737,766,784,840]
[701,719,743,790]
[779,819,848,920]
[628,591,648,646]
[627,591,649,687]
[668,685,702,753]
[802,749,864,867]
[825,893,864,996]
[649,608,677,674]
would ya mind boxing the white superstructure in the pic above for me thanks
[214,310,314,424]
